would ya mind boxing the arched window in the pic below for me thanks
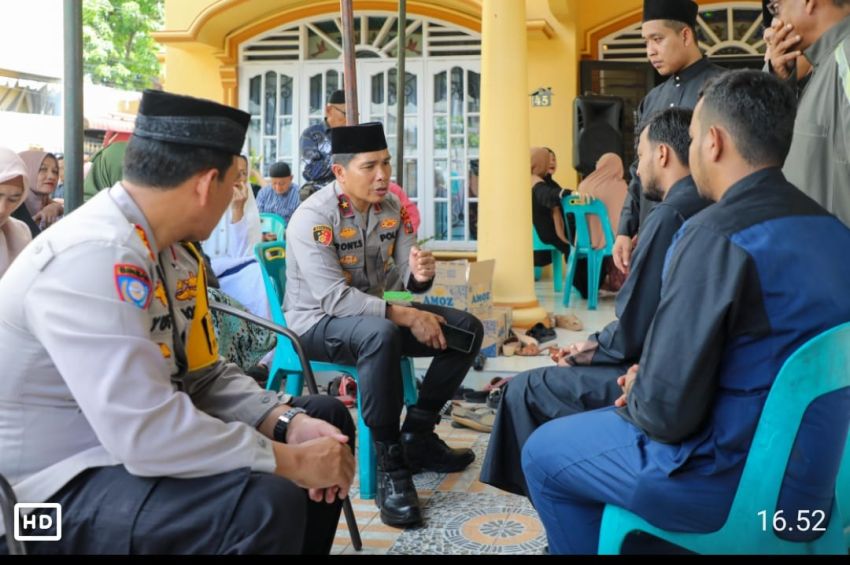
[600,2,767,61]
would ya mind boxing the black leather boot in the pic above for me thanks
[375,440,423,528]
[401,407,475,473]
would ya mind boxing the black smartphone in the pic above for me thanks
[442,323,476,354]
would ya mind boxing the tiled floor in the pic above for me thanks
[331,281,618,555]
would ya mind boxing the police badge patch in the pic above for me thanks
[313,225,333,246]
[114,264,153,310]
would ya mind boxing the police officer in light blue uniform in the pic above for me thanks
[285,122,484,528]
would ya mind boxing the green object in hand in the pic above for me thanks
[384,291,414,302]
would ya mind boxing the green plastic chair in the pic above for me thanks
[561,195,614,310]
[532,226,564,292]
[598,321,850,555]
[259,213,286,242]
[253,240,418,500]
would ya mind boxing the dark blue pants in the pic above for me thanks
[1,395,354,555]
[522,407,737,555]
[300,303,484,433]
[479,364,626,497]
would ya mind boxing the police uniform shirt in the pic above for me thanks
[284,181,423,336]
[0,183,279,519]
[619,57,725,237]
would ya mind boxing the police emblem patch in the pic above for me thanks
[340,255,359,266]
[313,225,333,246]
[339,227,359,240]
[380,218,399,230]
[114,264,153,310]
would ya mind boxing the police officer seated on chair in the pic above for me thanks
[0,89,356,555]
[284,122,484,528]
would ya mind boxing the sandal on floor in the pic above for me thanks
[516,343,541,356]
[555,314,584,332]
[451,405,496,433]
[526,322,557,344]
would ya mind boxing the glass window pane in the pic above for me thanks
[386,134,397,160]
[434,160,448,199]
[450,176,466,241]
[309,74,322,114]
[450,67,463,118]
[467,116,480,149]
[249,75,261,115]
[404,72,417,113]
[279,75,293,116]
[279,117,293,159]
[263,139,278,176]
[371,73,385,116]
[404,122,417,152]
[248,118,261,160]
[404,159,417,198]
[467,70,480,113]
[388,68,398,107]
[434,71,447,113]
[434,116,448,151]
[451,135,464,150]
[434,201,448,241]
[451,114,464,135]
[264,72,277,136]
[326,71,340,101]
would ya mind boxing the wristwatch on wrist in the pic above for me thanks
[273,407,307,443]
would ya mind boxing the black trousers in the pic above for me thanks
[301,303,484,434]
[479,363,626,497]
[1,395,354,555]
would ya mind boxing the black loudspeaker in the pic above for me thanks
[573,95,625,176]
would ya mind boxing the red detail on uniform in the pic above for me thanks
[134,225,155,261]
[338,195,355,218]
[313,225,334,246]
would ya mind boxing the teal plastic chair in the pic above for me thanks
[838,431,850,548]
[253,240,419,500]
[260,213,286,242]
[532,226,564,292]
[561,195,615,310]
[597,321,850,555]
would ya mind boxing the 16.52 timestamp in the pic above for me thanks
[757,510,827,533]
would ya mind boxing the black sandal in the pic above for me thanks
[526,322,557,344]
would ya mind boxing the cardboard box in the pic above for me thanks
[414,260,495,315]
[480,306,513,358]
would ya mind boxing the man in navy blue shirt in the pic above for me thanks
[524,70,850,554]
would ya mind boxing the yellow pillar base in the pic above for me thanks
[495,301,549,329]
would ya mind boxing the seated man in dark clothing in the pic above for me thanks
[482,108,712,497]
[530,147,590,298]
[524,69,850,554]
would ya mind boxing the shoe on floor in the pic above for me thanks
[526,322,557,344]
[451,405,496,433]
[555,313,583,331]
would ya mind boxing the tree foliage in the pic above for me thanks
[83,0,164,91]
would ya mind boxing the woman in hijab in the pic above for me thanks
[0,148,33,278]
[577,153,627,292]
[83,141,128,200]
[17,150,62,234]
[577,153,627,249]
[531,147,591,299]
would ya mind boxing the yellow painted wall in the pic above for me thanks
[527,0,579,190]
[161,44,227,102]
